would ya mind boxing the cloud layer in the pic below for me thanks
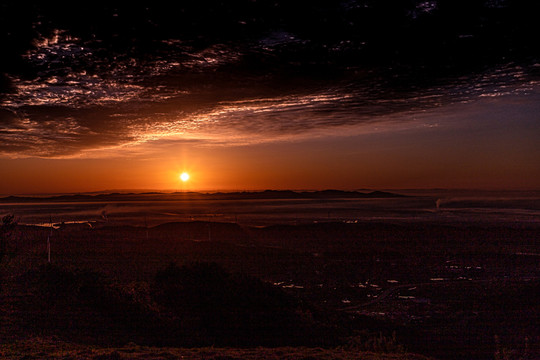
[1,1,539,157]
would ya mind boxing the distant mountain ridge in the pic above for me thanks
[0,190,405,203]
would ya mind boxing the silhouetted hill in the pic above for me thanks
[0,190,406,203]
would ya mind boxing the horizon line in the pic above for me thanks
[2,187,540,198]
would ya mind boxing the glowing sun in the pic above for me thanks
[180,172,190,182]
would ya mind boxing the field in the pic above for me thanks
[1,191,539,359]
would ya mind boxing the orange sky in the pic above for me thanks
[1,94,539,195]
[1,2,540,195]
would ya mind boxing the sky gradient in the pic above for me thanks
[1,1,539,193]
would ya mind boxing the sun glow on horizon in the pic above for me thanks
[180,172,190,182]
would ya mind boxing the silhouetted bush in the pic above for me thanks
[22,264,175,346]
[345,331,406,354]
[0,214,16,263]
[19,262,336,347]
[152,261,333,347]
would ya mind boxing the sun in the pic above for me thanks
[180,172,190,182]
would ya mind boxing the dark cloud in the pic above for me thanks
[0,1,539,157]
[0,109,19,126]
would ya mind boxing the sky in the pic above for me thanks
[1,1,539,194]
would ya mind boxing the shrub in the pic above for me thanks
[345,331,406,354]
[0,214,16,263]
[19,262,336,348]
[494,335,533,360]
[21,264,173,346]
[152,262,330,347]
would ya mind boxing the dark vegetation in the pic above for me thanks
[1,218,538,359]
[0,339,432,360]
[17,262,334,347]
[0,214,16,292]
[0,214,16,264]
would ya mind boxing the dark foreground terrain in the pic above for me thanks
[0,339,432,360]
[0,211,538,359]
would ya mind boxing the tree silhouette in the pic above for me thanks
[0,214,16,291]
[0,214,16,264]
